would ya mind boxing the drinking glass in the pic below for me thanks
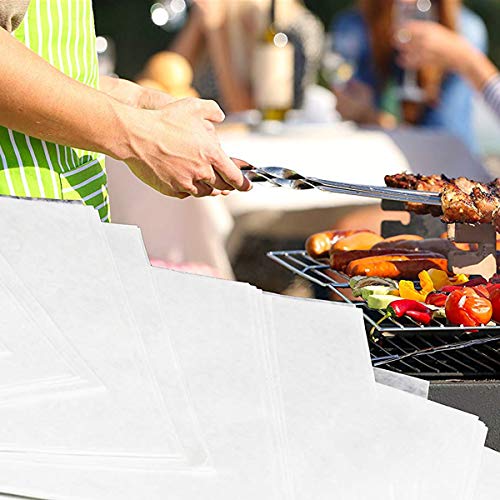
[393,0,435,102]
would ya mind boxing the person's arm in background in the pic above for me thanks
[329,11,397,128]
[396,20,500,119]
[0,26,250,199]
[173,1,252,113]
[170,6,205,68]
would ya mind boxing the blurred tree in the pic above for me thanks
[93,0,500,79]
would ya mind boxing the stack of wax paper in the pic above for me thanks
[0,197,495,500]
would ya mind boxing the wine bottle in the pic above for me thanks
[252,0,294,122]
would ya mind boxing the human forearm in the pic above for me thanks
[455,45,498,92]
[0,28,130,160]
[205,28,252,112]
[0,27,250,200]
[170,14,204,67]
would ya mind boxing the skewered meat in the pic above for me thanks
[384,173,500,229]
[408,178,447,216]
[471,188,500,223]
[384,173,420,190]
[452,177,490,195]
[441,184,482,224]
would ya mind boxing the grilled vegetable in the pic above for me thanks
[360,286,394,301]
[349,276,399,297]
[489,287,500,323]
[349,276,398,289]
[424,269,469,290]
[445,289,493,327]
[367,294,403,310]
[387,299,432,325]
[426,292,448,308]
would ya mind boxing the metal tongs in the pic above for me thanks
[233,159,441,206]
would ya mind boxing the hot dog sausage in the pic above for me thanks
[331,232,384,252]
[347,257,449,279]
[371,238,457,256]
[305,229,373,259]
[330,250,444,273]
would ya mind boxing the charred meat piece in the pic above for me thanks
[452,177,490,195]
[493,208,500,233]
[441,184,482,224]
[384,173,421,190]
[405,178,447,216]
[471,187,500,223]
[385,173,500,224]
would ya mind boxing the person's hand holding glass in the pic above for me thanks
[393,0,435,103]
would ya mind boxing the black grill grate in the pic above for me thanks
[268,250,500,380]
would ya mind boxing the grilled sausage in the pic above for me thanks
[382,234,423,243]
[371,238,457,256]
[305,229,372,259]
[347,256,449,279]
[331,232,384,252]
[330,249,444,273]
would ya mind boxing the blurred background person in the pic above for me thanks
[330,0,487,152]
[169,0,324,113]
[396,19,500,121]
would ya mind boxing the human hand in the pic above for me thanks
[101,76,176,110]
[192,0,227,31]
[135,85,177,110]
[394,21,469,73]
[333,80,378,124]
[119,98,251,199]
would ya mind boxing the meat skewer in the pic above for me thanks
[384,173,500,230]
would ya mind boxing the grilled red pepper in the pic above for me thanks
[464,277,488,287]
[426,292,448,308]
[440,285,464,293]
[472,284,490,299]
[489,287,500,323]
[440,278,488,294]
[387,299,432,325]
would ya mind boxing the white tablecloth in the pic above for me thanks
[221,126,490,215]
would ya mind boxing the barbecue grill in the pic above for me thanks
[268,249,500,380]
[266,198,500,451]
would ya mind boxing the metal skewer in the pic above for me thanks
[234,159,442,206]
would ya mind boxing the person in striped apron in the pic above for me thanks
[0,0,250,222]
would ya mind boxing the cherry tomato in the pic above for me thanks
[489,288,500,323]
[445,289,492,327]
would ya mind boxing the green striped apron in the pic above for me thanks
[0,0,110,221]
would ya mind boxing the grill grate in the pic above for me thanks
[268,250,500,380]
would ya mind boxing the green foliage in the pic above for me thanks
[464,0,500,65]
